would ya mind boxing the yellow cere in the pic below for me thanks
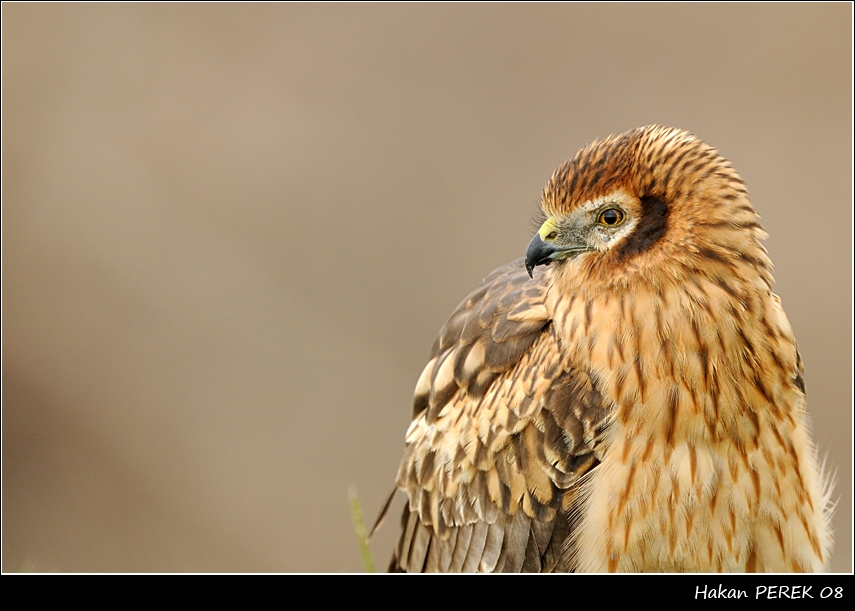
[538,217,559,241]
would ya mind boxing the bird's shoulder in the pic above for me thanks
[412,257,551,419]
[391,258,610,572]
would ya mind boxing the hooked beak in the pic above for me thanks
[525,217,592,278]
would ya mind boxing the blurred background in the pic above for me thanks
[2,4,851,572]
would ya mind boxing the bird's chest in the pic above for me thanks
[572,429,751,572]
[550,285,827,572]
[570,416,825,573]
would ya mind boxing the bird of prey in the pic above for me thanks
[385,126,833,572]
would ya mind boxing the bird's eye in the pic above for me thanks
[597,208,625,226]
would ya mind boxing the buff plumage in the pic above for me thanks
[386,126,833,572]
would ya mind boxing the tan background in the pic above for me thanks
[2,4,851,572]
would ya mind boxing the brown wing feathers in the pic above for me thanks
[391,259,608,572]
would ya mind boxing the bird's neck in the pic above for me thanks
[546,270,801,444]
